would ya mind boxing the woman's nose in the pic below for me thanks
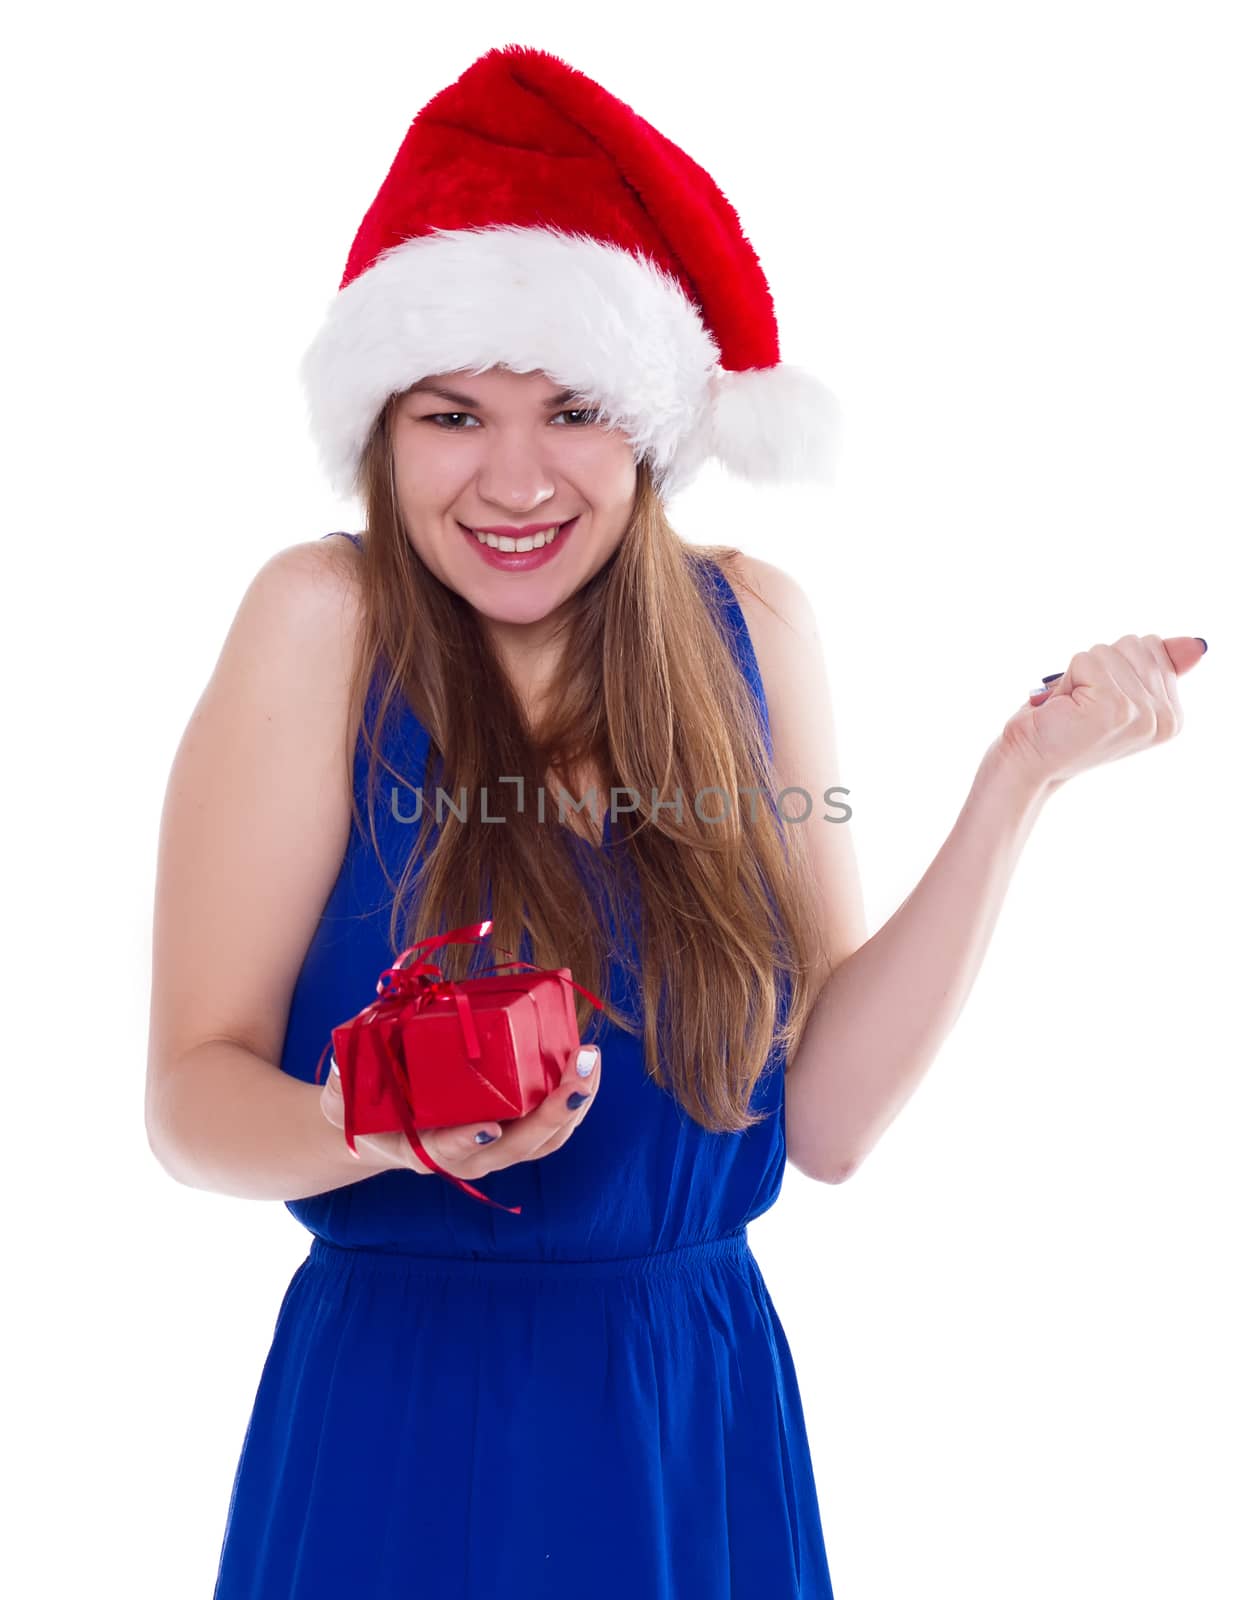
[472,437,560,512]
[473,482,557,517]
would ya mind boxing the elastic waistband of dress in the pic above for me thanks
[305,1226,751,1284]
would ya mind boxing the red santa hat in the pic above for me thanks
[300,44,842,503]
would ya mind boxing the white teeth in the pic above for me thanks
[471,525,560,552]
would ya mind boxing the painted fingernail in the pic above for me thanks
[576,1047,598,1077]
[474,1130,497,1145]
[1195,637,1208,653]
[1042,672,1064,684]
[566,1091,590,1110]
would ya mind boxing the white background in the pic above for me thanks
[5,3,1231,1596]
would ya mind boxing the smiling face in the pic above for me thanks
[390,366,638,633]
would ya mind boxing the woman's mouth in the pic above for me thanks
[459,514,581,572]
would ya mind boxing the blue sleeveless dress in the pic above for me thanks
[212,532,836,1599]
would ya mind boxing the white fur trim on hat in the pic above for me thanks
[300,224,720,501]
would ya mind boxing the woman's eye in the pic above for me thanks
[553,408,601,426]
[425,412,477,430]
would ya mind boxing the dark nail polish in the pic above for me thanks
[1195,637,1208,653]
[566,1091,590,1110]
[474,1130,496,1145]
[1042,672,1064,684]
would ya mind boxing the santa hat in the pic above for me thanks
[300,44,842,503]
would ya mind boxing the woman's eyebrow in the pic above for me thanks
[407,383,585,409]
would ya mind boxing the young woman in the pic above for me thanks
[145,45,1205,1600]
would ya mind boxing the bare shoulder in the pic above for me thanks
[253,533,364,630]
[716,548,818,642]
[227,535,367,711]
[712,548,835,798]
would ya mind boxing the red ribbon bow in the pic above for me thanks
[315,920,606,1215]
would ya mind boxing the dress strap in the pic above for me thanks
[320,530,363,548]
[704,558,772,758]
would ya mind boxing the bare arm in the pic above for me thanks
[145,536,388,1201]
[784,626,1201,1183]
[154,1037,387,1200]
[787,745,1053,1183]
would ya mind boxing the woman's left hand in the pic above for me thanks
[996,634,1207,791]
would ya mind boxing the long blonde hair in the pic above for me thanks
[338,394,834,1134]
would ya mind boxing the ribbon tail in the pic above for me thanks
[374,1008,524,1217]
[480,955,608,1016]
[387,1079,522,1216]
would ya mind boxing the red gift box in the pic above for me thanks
[314,920,604,1215]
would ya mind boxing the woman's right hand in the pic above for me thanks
[319,1045,602,1177]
